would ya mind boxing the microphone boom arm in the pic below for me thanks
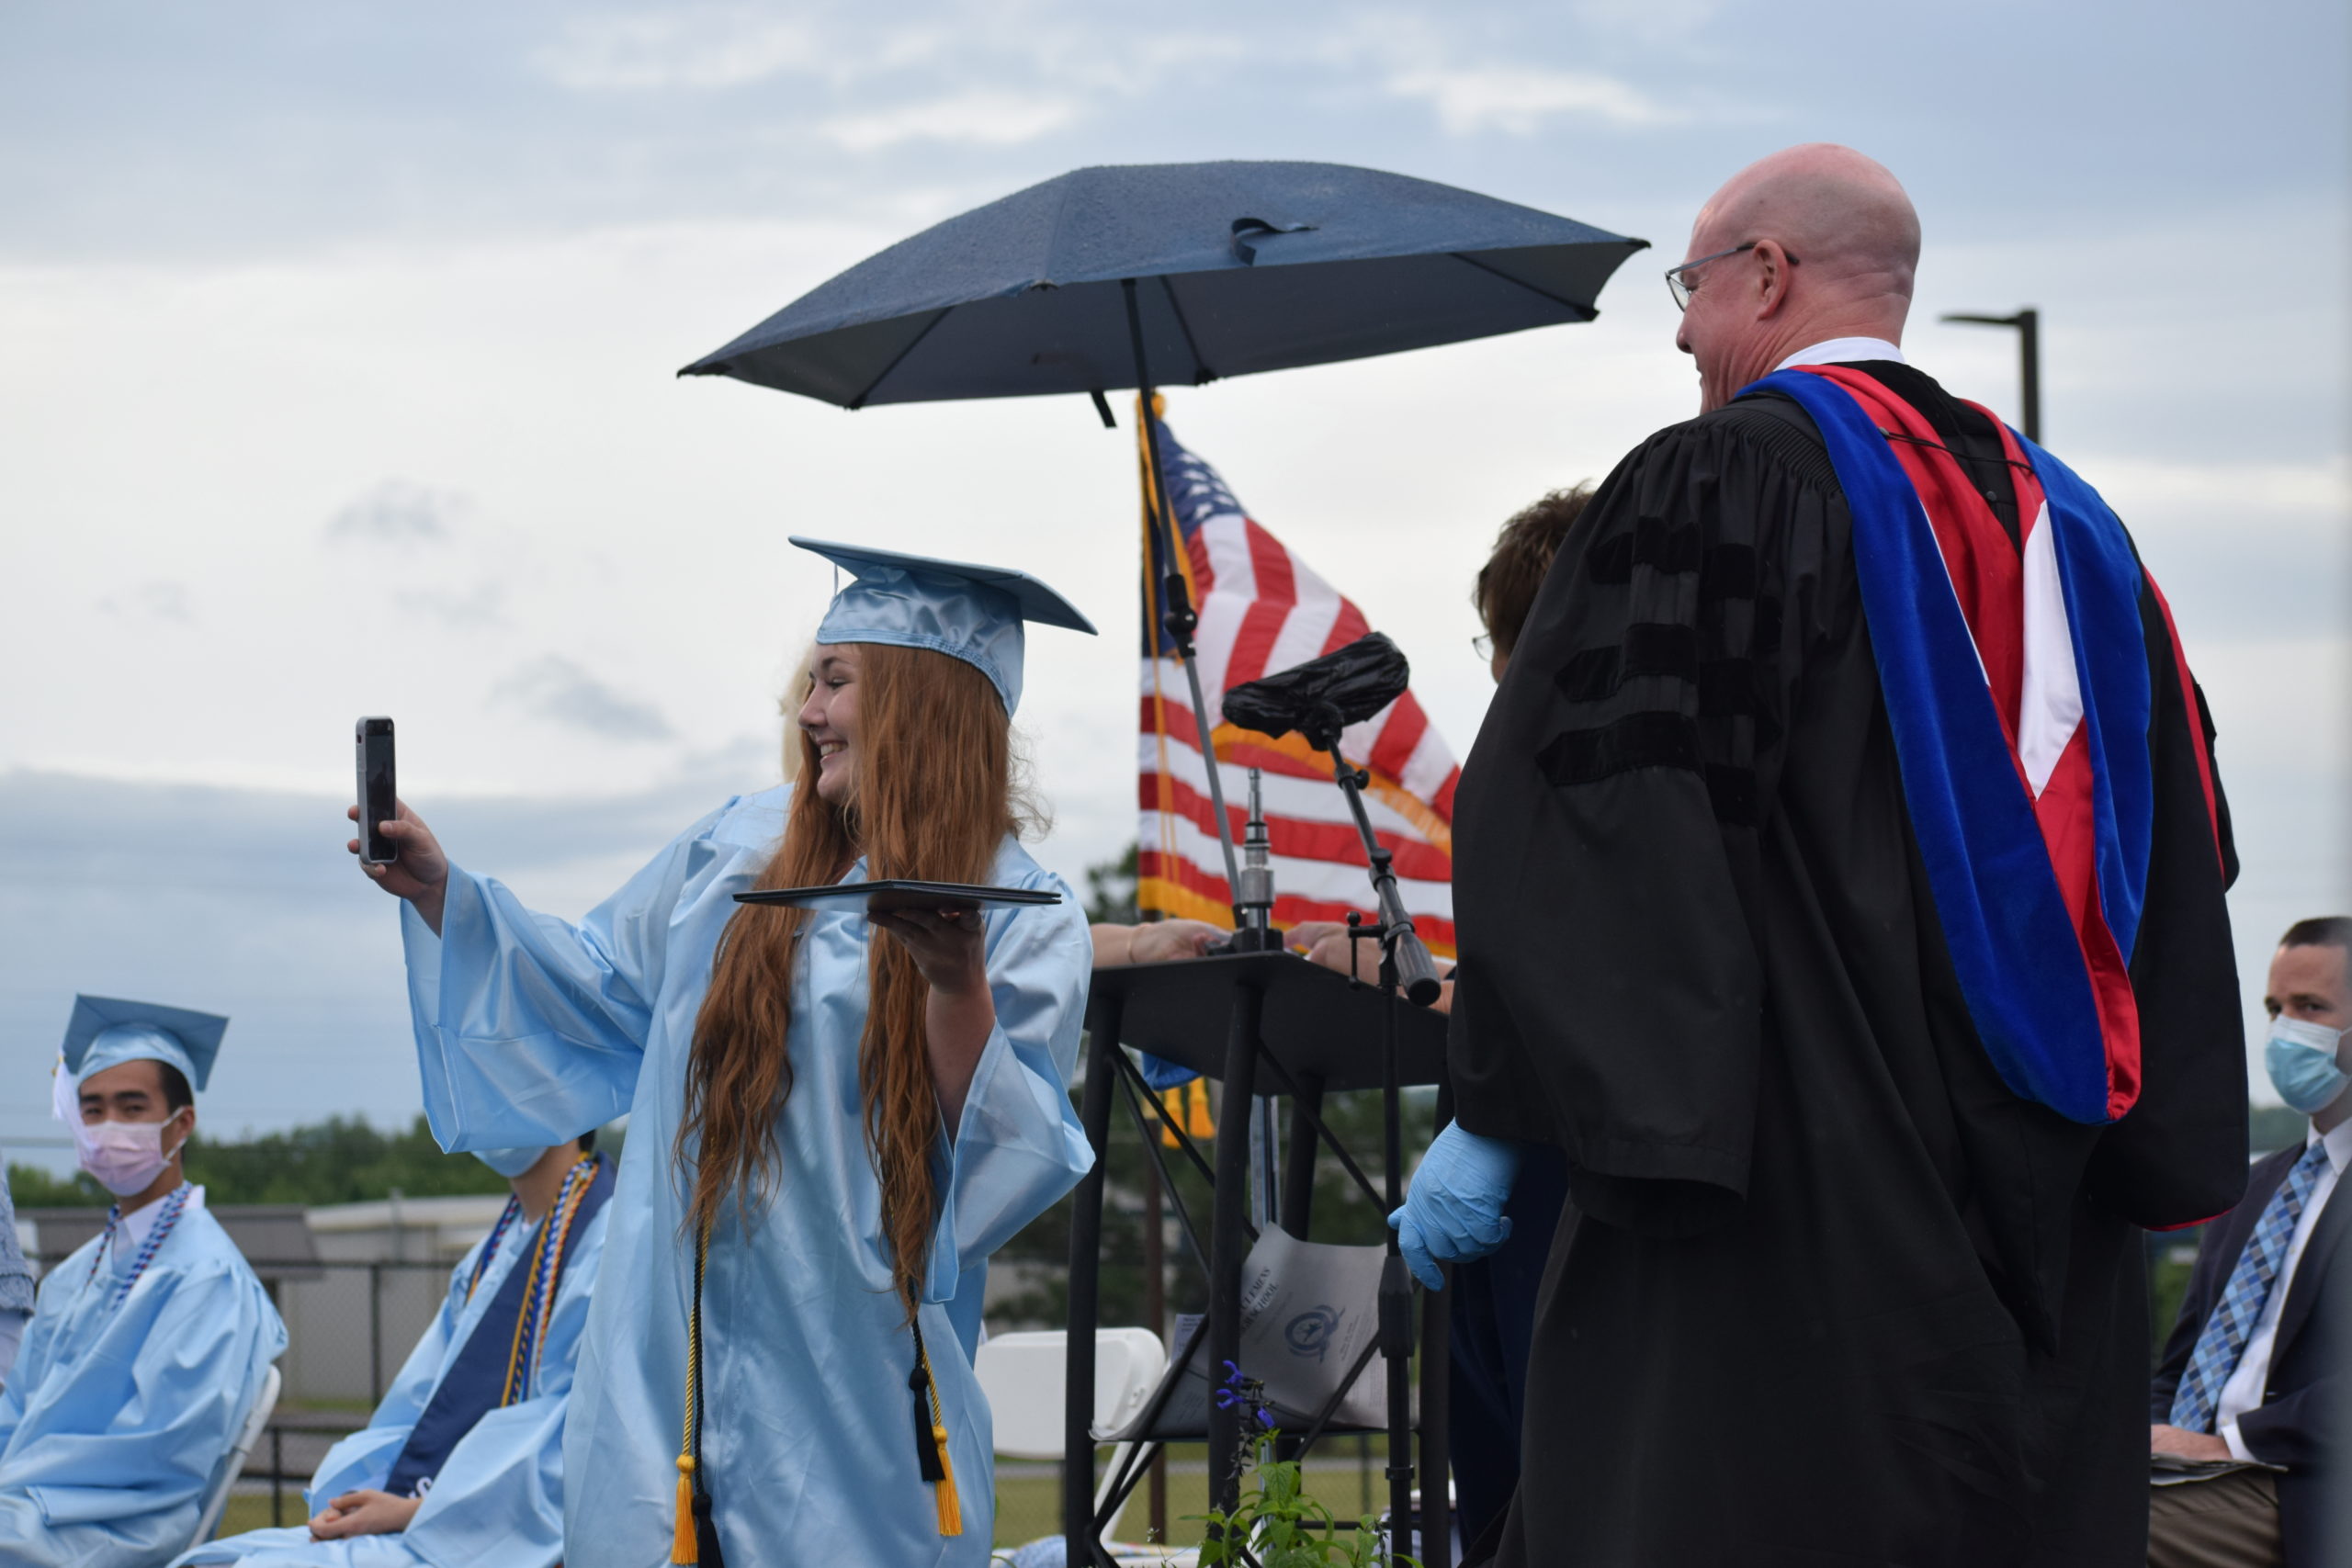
[1309,723,1442,1008]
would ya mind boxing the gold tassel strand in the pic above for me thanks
[909,1325,964,1537]
[672,1217,713,1564]
[671,1455,698,1566]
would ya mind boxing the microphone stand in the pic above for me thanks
[1306,721,1439,1559]
[1306,726,1441,1008]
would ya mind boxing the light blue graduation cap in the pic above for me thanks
[61,994,227,1094]
[792,536,1096,715]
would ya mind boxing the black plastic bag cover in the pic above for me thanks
[1220,631,1410,752]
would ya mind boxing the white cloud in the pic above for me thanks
[325,479,470,543]
[818,91,1081,153]
[1388,63,1679,134]
[532,7,819,92]
[396,582,508,630]
[96,581,194,623]
[1567,0,1725,48]
[2078,454,2350,517]
[493,655,676,743]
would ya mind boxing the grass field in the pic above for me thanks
[216,1445,1389,1551]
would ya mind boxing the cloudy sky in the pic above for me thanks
[2,0,2344,1158]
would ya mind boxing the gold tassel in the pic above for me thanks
[671,1455,698,1564]
[913,1333,964,1538]
[673,1216,712,1564]
[932,1421,963,1536]
[1158,1080,1216,1145]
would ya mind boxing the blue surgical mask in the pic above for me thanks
[472,1145,543,1179]
[2264,1016,2352,1115]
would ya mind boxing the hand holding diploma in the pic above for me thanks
[870,905,997,1131]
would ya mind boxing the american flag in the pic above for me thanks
[1136,411,1458,955]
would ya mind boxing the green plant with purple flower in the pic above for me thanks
[1192,1362,1413,1567]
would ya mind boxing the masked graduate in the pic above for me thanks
[349,539,1098,1568]
[1443,145,2247,1566]
[178,1135,612,1568]
[0,997,286,1568]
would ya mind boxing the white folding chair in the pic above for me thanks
[188,1361,281,1549]
[974,1327,1166,1540]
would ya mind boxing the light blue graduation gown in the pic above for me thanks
[177,1195,609,1567]
[399,787,1094,1568]
[0,1193,286,1568]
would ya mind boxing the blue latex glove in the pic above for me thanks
[1387,1123,1523,1291]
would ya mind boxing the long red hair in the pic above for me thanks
[678,641,1029,1315]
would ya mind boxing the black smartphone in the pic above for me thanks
[355,716,398,865]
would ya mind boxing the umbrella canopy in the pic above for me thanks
[679,160,1646,408]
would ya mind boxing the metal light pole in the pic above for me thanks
[1940,309,2040,443]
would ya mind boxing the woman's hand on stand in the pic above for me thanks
[347,799,452,936]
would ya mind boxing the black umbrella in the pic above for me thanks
[683,160,1645,902]
[680,160,1645,409]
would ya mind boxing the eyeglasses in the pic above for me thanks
[1471,632,1495,660]
[1665,241,1798,311]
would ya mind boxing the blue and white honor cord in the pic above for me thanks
[85,1182,193,1308]
[465,1197,526,1304]
[503,1154,600,1404]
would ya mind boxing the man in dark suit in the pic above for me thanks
[2151,915,2350,1567]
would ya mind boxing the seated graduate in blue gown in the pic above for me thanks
[349,539,1101,1568]
[0,997,287,1568]
[178,1135,613,1567]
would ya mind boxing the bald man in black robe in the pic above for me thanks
[1445,145,2249,1566]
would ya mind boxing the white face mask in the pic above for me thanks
[473,1145,543,1179]
[74,1113,187,1199]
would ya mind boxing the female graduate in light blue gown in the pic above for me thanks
[352,539,1099,1568]
[179,1141,612,1568]
[0,998,286,1568]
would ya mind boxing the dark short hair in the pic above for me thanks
[1474,484,1595,658]
[2280,916,2352,954]
[84,1056,194,1114]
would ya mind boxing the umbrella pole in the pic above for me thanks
[1123,276,1244,922]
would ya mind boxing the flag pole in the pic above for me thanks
[1124,276,1244,923]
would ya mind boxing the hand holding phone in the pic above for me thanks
[348,718,451,934]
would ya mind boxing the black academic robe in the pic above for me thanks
[1447,363,2249,1568]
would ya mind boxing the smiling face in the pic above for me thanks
[1672,227,1792,412]
[797,643,864,807]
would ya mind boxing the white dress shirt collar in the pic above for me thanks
[2313,1118,2352,1174]
[1774,337,1907,370]
[115,1182,203,1262]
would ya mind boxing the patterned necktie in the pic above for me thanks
[2168,1140,2334,1433]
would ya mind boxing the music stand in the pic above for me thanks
[1065,952,1453,1566]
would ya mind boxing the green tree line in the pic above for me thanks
[10,1114,515,1209]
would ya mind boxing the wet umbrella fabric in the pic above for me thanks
[678,160,1646,408]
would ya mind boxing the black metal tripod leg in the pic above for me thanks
[1419,1268,1453,1567]
[1205,980,1263,1527]
[1282,1071,1324,1238]
[1064,1006,1119,1565]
